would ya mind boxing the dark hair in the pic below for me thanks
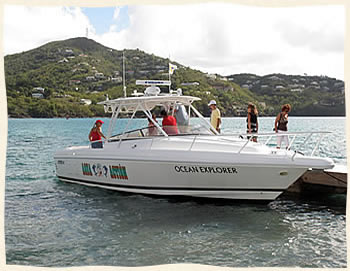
[248,102,258,115]
[282,104,291,112]
[160,110,168,116]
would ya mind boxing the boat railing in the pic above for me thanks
[101,126,330,157]
[187,131,331,157]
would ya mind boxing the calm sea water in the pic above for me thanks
[5,117,347,267]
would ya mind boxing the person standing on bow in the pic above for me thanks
[274,104,291,149]
[208,100,221,133]
[89,119,106,148]
[246,102,258,142]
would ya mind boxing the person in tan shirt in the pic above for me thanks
[208,100,221,133]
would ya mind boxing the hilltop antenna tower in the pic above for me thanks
[86,27,89,38]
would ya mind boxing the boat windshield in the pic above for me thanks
[109,118,214,141]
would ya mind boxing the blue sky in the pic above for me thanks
[82,6,129,34]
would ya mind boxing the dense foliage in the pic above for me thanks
[5,37,345,118]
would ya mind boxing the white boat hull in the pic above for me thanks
[54,136,334,201]
[55,157,307,201]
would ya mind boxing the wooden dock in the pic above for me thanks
[286,165,347,194]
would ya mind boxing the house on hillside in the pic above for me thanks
[111,77,122,83]
[291,88,303,93]
[206,73,217,79]
[95,72,105,80]
[32,93,44,99]
[86,76,95,81]
[33,87,45,93]
[181,82,200,86]
[58,58,69,63]
[69,80,81,85]
[275,85,285,90]
[268,75,281,81]
[139,70,150,74]
[64,49,74,56]
[80,99,92,105]
[78,62,90,66]
[334,81,344,87]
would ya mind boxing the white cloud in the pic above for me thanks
[4,6,94,54]
[94,4,344,79]
[4,4,344,79]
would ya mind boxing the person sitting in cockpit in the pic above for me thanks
[160,109,178,135]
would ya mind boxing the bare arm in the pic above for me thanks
[97,127,106,139]
[247,114,251,132]
[88,129,93,141]
[217,118,221,130]
[274,113,280,132]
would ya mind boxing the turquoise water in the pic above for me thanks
[5,117,346,267]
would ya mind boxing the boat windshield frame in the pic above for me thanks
[98,94,218,140]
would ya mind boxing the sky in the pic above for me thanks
[3,4,345,80]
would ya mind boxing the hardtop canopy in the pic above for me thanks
[98,94,201,114]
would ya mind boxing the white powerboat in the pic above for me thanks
[54,80,334,201]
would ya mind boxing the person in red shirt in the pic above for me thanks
[160,109,178,135]
[89,119,106,148]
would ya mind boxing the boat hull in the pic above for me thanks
[55,157,307,200]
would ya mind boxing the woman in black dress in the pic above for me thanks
[246,102,258,142]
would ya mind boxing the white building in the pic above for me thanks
[33,87,45,93]
[86,76,95,81]
[80,99,92,105]
[206,73,217,79]
[58,58,69,63]
[181,82,200,86]
[32,93,44,99]
[268,75,281,81]
[111,77,123,83]
[291,88,303,93]
[95,73,105,79]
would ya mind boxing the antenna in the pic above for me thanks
[86,27,89,38]
[123,50,126,97]
[168,54,171,92]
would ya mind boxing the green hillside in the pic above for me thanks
[5,37,345,118]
